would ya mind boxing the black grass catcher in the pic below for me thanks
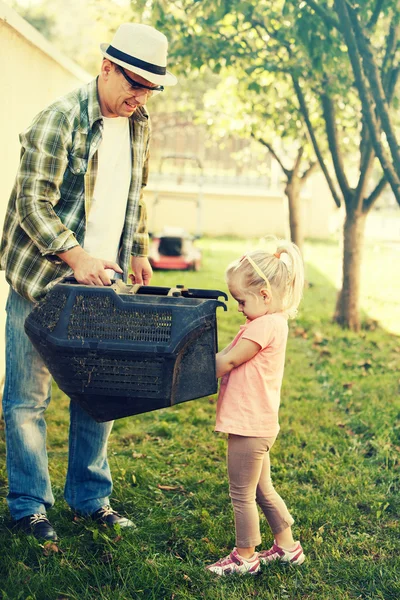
[25,278,227,422]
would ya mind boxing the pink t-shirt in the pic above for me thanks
[215,312,289,437]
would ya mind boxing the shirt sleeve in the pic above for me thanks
[16,108,79,259]
[131,195,149,257]
[131,119,150,257]
[241,316,277,350]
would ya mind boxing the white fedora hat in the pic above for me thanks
[100,23,177,86]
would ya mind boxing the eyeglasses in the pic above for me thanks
[116,66,164,97]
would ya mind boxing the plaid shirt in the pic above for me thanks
[0,78,150,302]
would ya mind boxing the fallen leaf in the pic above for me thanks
[294,327,308,338]
[313,332,325,344]
[195,479,205,484]
[100,552,113,564]
[132,452,146,459]
[319,349,332,357]
[113,535,122,543]
[358,360,372,369]
[158,484,183,491]
[343,382,354,389]
[42,542,59,556]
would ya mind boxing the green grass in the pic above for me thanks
[0,238,399,600]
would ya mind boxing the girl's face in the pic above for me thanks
[228,279,270,321]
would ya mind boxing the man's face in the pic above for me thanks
[100,61,159,118]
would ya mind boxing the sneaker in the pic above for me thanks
[14,513,58,541]
[90,505,134,528]
[258,540,305,565]
[206,548,260,576]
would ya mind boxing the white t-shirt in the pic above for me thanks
[84,116,131,267]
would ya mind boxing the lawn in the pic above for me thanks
[0,238,399,600]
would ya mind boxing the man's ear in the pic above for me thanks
[260,287,272,303]
[101,59,113,80]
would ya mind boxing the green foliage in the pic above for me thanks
[0,238,399,599]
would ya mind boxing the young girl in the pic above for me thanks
[207,240,305,576]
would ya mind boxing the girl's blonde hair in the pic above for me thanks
[226,239,304,318]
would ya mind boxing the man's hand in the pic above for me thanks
[57,246,123,286]
[129,256,153,286]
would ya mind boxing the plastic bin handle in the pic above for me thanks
[58,277,228,301]
[110,281,187,297]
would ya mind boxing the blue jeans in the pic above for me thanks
[3,288,114,521]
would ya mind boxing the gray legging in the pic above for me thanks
[227,434,294,548]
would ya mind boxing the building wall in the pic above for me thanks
[0,1,91,384]
[145,174,343,239]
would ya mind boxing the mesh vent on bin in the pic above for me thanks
[71,356,164,394]
[31,291,68,332]
[68,294,172,342]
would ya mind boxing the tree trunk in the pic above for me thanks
[334,209,367,331]
[285,177,304,254]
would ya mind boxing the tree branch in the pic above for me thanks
[363,176,387,213]
[292,146,304,178]
[302,0,340,30]
[333,0,400,205]
[291,75,342,207]
[382,21,399,79]
[347,4,400,175]
[355,145,375,212]
[382,22,400,99]
[387,67,400,104]
[252,134,290,178]
[367,0,385,30]
[320,92,351,199]
[301,161,319,182]
[250,18,291,50]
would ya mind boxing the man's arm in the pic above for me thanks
[216,339,261,378]
[16,109,79,259]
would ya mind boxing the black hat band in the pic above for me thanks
[106,45,167,75]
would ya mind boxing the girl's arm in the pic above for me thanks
[216,339,261,378]
[217,343,233,357]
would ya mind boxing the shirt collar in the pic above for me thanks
[88,78,103,128]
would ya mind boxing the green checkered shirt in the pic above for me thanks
[0,78,150,302]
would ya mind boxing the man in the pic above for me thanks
[0,23,177,541]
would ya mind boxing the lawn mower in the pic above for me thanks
[148,154,203,271]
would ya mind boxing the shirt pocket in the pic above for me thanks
[67,154,88,176]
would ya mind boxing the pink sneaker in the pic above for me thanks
[258,541,305,565]
[206,548,260,576]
